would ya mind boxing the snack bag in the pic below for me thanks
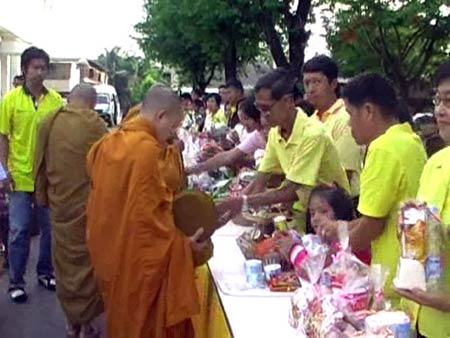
[394,200,427,291]
[399,200,427,261]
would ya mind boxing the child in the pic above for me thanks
[306,185,371,265]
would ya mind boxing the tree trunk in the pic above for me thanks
[288,28,309,77]
[224,39,238,81]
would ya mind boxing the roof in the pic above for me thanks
[88,59,108,73]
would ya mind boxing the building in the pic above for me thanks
[0,25,30,97]
[45,58,109,97]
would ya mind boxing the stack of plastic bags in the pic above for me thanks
[288,225,409,337]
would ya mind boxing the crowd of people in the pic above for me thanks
[0,44,449,338]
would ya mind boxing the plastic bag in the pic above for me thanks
[369,264,390,311]
[394,200,427,291]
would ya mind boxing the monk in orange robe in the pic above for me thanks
[86,84,207,338]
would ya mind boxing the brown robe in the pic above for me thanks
[86,117,200,338]
[34,105,107,325]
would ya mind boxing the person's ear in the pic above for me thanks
[156,109,167,121]
[330,79,338,92]
[364,103,376,122]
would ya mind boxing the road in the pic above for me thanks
[0,237,65,338]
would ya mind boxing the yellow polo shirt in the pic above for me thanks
[413,146,450,338]
[259,109,349,211]
[204,109,227,132]
[0,86,64,191]
[358,123,426,301]
[313,99,363,196]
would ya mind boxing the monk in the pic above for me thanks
[86,84,208,338]
[34,84,108,337]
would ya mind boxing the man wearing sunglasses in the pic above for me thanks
[216,68,349,230]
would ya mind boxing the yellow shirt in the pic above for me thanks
[259,109,349,211]
[313,99,363,196]
[414,146,450,338]
[358,123,426,301]
[0,86,64,191]
[204,109,227,132]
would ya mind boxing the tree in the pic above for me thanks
[322,0,450,105]
[136,0,264,88]
[97,47,164,109]
[254,0,313,77]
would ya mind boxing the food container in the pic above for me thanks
[263,263,281,282]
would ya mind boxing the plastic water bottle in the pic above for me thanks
[425,206,443,291]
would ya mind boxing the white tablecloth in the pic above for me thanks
[208,224,297,338]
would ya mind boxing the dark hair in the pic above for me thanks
[226,79,244,92]
[303,55,339,82]
[397,99,413,125]
[206,93,221,106]
[192,88,203,97]
[435,62,450,86]
[255,68,300,101]
[298,100,315,116]
[342,73,399,118]
[219,84,227,90]
[21,47,50,73]
[194,99,204,110]
[180,93,193,102]
[14,75,24,81]
[306,185,355,234]
[238,94,261,121]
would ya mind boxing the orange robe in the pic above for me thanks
[86,117,199,338]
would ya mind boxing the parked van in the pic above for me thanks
[94,84,122,127]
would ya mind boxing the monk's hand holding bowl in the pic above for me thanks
[189,228,208,253]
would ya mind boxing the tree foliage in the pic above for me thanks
[97,47,164,108]
[136,0,263,89]
[136,0,315,88]
[322,0,450,102]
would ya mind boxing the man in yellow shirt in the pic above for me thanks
[396,62,450,338]
[321,73,427,303]
[303,55,362,197]
[225,79,244,128]
[0,47,64,303]
[216,69,349,227]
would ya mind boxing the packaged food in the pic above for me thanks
[269,271,300,292]
[398,200,427,261]
[364,311,411,338]
[425,206,444,291]
[395,200,443,291]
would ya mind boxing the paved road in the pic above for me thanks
[0,237,65,338]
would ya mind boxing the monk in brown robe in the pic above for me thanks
[86,84,207,338]
[34,84,108,337]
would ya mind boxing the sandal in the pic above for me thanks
[38,275,56,291]
[8,286,28,303]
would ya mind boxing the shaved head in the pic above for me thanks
[142,84,181,117]
[141,84,183,144]
[68,83,97,109]
[69,83,97,103]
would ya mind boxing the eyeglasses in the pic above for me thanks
[254,94,293,113]
[433,95,450,109]
[254,100,276,113]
